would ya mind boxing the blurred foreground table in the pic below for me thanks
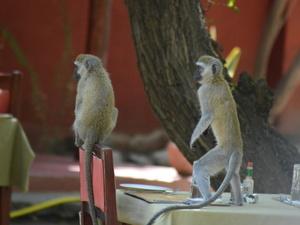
[116,190,300,225]
[0,114,35,225]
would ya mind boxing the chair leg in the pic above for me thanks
[0,187,11,225]
[79,210,93,225]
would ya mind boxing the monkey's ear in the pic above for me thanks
[85,60,93,72]
[85,58,98,72]
[212,63,221,75]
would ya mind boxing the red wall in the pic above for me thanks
[201,0,300,134]
[1,0,299,151]
[277,1,300,134]
[0,0,89,149]
[106,1,160,133]
[106,0,272,132]
[204,0,270,76]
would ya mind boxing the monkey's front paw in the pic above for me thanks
[183,199,194,205]
[75,143,82,148]
[75,139,84,148]
[189,140,197,151]
[190,146,198,152]
[183,198,203,205]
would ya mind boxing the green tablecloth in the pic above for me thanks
[117,190,300,225]
[0,114,35,191]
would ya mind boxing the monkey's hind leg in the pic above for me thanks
[229,172,243,205]
[193,147,226,200]
[228,155,243,206]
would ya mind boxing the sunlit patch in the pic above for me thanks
[115,165,180,183]
[68,164,183,183]
[68,165,80,172]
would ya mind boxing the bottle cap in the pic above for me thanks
[247,161,253,168]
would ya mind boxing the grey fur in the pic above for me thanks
[73,54,118,225]
[146,55,243,225]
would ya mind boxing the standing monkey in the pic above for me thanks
[73,54,118,225]
[147,55,243,225]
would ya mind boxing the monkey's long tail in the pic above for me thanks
[85,145,99,225]
[146,151,242,225]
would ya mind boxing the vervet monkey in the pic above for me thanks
[147,55,243,225]
[73,54,118,225]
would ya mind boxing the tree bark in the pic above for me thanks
[125,0,300,193]
[106,130,169,153]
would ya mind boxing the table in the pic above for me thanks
[0,114,35,225]
[0,114,35,190]
[116,190,300,225]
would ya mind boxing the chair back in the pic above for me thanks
[79,146,118,225]
[0,71,22,115]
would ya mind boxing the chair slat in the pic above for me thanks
[79,147,118,225]
[0,71,22,116]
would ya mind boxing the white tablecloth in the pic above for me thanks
[116,190,300,225]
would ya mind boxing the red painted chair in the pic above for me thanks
[0,71,22,115]
[0,70,22,225]
[79,146,118,225]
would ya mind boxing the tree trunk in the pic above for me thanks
[125,0,300,193]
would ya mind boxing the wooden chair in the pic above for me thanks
[79,146,118,225]
[0,70,22,225]
[0,70,22,115]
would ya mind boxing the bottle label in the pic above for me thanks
[247,169,253,177]
[242,178,254,195]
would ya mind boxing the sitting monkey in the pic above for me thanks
[73,54,118,225]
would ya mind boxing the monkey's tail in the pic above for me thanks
[85,145,99,225]
[146,151,242,225]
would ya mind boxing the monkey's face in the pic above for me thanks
[194,56,223,84]
[73,55,86,81]
[194,61,213,84]
[193,62,204,83]
[73,60,88,81]
[73,62,81,81]
[73,54,103,81]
